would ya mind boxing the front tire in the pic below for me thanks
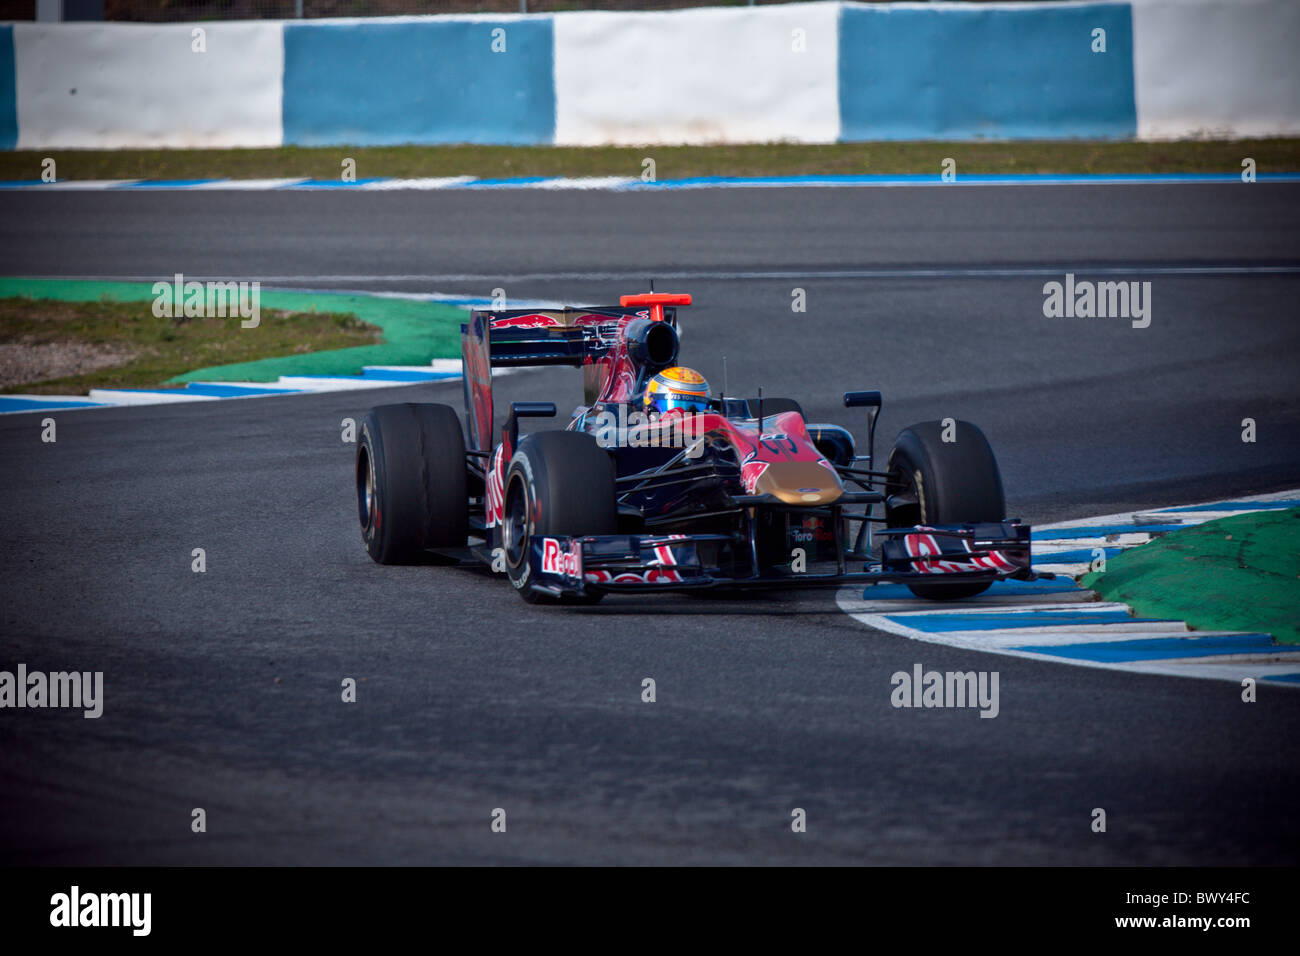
[885,420,1005,600]
[502,431,616,603]
[357,403,467,564]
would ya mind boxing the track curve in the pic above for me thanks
[1,184,1298,864]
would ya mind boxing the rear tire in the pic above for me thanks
[357,403,468,564]
[885,420,1005,600]
[502,431,617,604]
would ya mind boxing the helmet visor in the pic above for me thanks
[659,394,709,413]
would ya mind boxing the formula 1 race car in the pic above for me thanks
[354,293,1042,604]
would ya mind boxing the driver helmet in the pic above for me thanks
[644,366,710,414]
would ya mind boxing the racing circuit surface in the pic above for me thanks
[2,185,1299,864]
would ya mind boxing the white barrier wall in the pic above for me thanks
[4,3,1299,151]
[1131,0,1300,139]
[553,3,841,146]
[14,22,283,149]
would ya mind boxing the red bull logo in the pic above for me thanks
[492,313,562,329]
[541,537,583,578]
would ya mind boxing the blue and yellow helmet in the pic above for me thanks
[644,366,710,414]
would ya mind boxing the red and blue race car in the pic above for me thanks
[355,292,1041,604]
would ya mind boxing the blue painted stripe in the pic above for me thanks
[359,369,460,381]
[886,610,1170,633]
[461,177,552,187]
[0,397,106,412]
[862,577,1082,601]
[839,4,1136,141]
[1265,673,1300,683]
[1155,500,1300,513]
[1016,634,1296,663]
[283,20,555,146]
[1035,547,1123,565]
[180,384,306,397]
[1033,524,1184,540]
[282,178,388,189]
[0,26,15,151]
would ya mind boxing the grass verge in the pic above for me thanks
[3,139,1299,182]
[0,294,381,394]
[1081,508,1300,645]
[0,279,468,389]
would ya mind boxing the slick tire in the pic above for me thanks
[502,431,617,604]
[357,403,468,564]
[885,420,1006,601]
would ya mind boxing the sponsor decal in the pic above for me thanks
[758,433,798,456]
[904,532,968,574]
[968,550,1019,572]
[649,543,678,567]
[540,537,583,579]
[791,516,834,544]
[585,568,683,585]
[608,369,637,401]
[491,313,562,329]
[740,459,770,494]
[586,535,689,584]
[904,529,1020,574]
[485,444,506,529]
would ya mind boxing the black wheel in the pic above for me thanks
[502,431,616,604]
[357,403,468,564]
[885,420,1005,600]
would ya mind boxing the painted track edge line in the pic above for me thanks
[3,173,1300,192]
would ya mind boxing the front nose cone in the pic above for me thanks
[754,461,843,505]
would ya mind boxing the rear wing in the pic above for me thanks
[461,304,680,452]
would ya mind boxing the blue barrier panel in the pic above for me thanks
[284,19,555,146]
[0,26,16,150]
[839,3,1136,140]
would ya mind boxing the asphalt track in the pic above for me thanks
[1,184,1298,864]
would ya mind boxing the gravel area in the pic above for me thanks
[0,340,138,390]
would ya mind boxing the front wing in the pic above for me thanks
[520,522,1038,598]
